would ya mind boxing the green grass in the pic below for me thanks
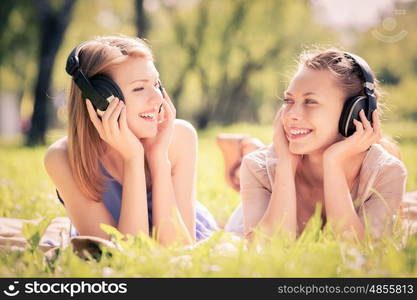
[0,122,417,277]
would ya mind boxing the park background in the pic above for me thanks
[1,0,417,277]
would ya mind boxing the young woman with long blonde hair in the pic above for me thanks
[44,36,217,246]
[222,49,407,240]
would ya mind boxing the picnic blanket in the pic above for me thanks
[0,216,116,260]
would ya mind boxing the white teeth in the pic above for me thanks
[139,113,155,120]
[290,129,311,135]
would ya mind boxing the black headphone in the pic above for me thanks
[338,52,377,137]
[65,43,125,111]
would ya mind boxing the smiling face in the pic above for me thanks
[282,67,346,155]
[109,57,163,139]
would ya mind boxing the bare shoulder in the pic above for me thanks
[46,136,68,152]
[44,136,69,171]
[172,119,197,147]
[43,137,74,202]
[173,119,197,140]
[169,119,198,164]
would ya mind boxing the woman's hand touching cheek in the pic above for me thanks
[141,90,176,163]
[324,109,381,164]
[86,97,144,162]
[273,108,303,173]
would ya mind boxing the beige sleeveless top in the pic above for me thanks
[239,143,408,238]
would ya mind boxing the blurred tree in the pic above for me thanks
[0,0,38,119]
[26,0,76,146]
[164,0,210,110]
[156,0,332,128]
[379,67,400,86]
[0,1,16,47]
[135,0,148,37]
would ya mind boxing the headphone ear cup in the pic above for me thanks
[89,75,125,109]
[339,96,367,137]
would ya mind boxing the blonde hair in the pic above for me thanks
[67,35,153,201]
[296,48,401,159]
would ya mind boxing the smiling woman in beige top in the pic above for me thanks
[224,48,407,240]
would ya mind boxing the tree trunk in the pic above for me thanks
[26,0,76,146]
[135,0,148,38]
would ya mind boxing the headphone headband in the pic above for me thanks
[338,52,378,137]
[343,52,377,118]
[65,42,88,76]
[343,52,374,86]
[65,42,123,111]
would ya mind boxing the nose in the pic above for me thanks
[148,85,163,108]
[284,103,303,121]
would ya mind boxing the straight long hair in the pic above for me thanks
[67,36,153,201]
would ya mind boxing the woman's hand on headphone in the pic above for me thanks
[86,97,144,162]
[323,109,381,164]
[273,108,303,173]
[141,89,176,163]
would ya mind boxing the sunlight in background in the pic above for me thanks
[311,0,401,30]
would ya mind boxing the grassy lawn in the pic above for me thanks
[0,121,416,277]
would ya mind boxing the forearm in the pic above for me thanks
[118,157,150,236]
[148,157,193,246]
[256,160,297,239]
[323,160,364,240]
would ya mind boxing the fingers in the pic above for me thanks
[359,109,381,142]
[99,97,122,138]
[108,100,124,134]
[352,118,364,135]
[159,90,176,122]
[353,109,381,149]
[359,109,372,133]
[272,109,286,143]
[85,99,104,136]
[160,99,173,123]
[163,91,176,117]
[119,102,129,132]
[279,109,286,129]
[273,108,288,146]
[157,104,165,123]
[372,109,382,141]
[272,110,280,127]
[273,108,284,128]
[96,96,115,117]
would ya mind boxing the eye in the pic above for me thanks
[305,99,317,104]
[282,98,294,104]
[132,87,144,92]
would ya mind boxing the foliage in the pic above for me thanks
[0,0,38,92]
[1,0,416,276]
[0,122,416,277]
[2,0,417,137]
[151,0,338,127]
